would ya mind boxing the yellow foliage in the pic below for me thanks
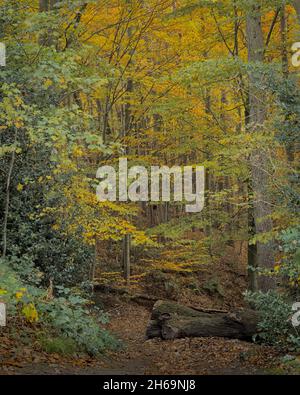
[22,303,39,323]
[15,291,24,300]
[43,79,53,88]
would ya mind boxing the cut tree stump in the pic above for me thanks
[146,300,260,341]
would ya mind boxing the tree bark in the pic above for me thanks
[146,300,259,341]
[2,130,17,258]
[39,0,57,12]
[280,4,289,77]
[39,0,58,46]
[123,234,131,285]
[39,0,48,12]
[293,0,300,23]
[246,5,275,291]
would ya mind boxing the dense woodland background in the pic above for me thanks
[0,0,300,374]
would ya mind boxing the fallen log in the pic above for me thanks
[146,300,259,341]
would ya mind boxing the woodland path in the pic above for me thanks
[0,294,280,375]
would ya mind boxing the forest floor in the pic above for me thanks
[0,294,296,375]
[1,244,299,375]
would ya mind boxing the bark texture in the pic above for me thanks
[246,5,275,291]
[146,300,259,341]
[293,0,300,23]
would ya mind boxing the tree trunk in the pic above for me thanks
[246,5,275,291]
[123,234,131,285]
[146,300,259,341]
[39,0,58,46]
[293,0,300,23]
[280,4,289,77]
[2,130,17,258]
[39,0,48,11]
[39,0,57,12]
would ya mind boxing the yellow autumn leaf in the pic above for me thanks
[73,146,84,158]
[15,96,23,106]
[44,79,53,88]
[15,120,24,128]
[15,291,24,300]
[17,183,24,191]
[22,303,39,323]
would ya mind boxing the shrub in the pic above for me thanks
[277,226,300,296]
[244,290,300,351]
[0,262,118,356]
[0,261,43,320]
[39,287,119,356]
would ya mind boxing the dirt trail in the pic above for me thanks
[0,297,279,375]
[101,299,279,375]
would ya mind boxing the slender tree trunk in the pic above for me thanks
[39,0,57,11]
[2,130,17,258]
[39,0,57,46]
[123,1,134,145]
[293,0,300,23]
[280,4,289,77]
[123,234,131,285]
[39,0,48,11]
[246,5,275,291]
[247,179,258,291]
[280,3,295,163]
